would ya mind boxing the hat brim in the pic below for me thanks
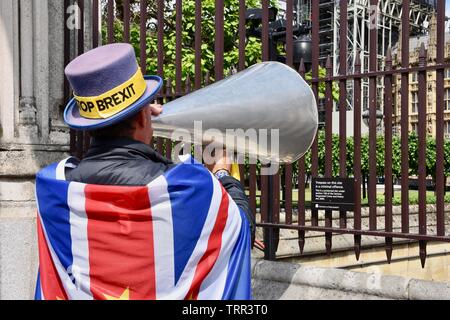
[64,75,163,131]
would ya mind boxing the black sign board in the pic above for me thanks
[311,177,355,211]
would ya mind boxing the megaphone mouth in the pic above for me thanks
[151,61,318,165]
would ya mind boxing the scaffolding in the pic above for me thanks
[293,0,437,112]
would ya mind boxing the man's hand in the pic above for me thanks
[205,148,232,174]
[149,102,163,116]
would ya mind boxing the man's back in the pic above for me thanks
[66,137,253,233]
[67,138,174,186]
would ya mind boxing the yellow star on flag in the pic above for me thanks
[186,292,196,300]
[104,288,130,300]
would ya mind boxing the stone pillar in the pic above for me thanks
[0,0,19,143]
[34,0,50,141]
[19,0,38,134]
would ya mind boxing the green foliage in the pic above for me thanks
[102,0,276,82]
[406,132,450,178]
[293,131,450,182]
[360,191,450,206]
[101,0,337,99]
[304,67,340,102]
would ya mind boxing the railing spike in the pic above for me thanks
[354,235,361,261]
[298,230,305,254]
[419,240,427,268]
[386,46,392,63]
[185,74,192,94]
[326,55,332,70]
[355,49,361,67]
[298,58,305,77]
[385,237,393,264]
[325,234,332,256]
[165,78,173,97]
[419,42,426,60]
[204,71,210,86]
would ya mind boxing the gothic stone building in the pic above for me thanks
[393,15,450,138]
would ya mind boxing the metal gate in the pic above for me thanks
[64,0,450,267]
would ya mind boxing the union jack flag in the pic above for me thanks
[34,155,251,300]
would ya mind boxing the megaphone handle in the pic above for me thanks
[230,163,241,181]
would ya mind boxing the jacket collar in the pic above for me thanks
[85,137,172,165]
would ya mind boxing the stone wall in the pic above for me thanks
[251,259,450,300]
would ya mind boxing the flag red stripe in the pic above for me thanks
[37,216,68,300]
[185,185,229,300]
[84,184,156,300]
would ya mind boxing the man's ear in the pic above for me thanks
[135,108,147,129]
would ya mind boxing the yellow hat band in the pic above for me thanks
[74,67,147,119]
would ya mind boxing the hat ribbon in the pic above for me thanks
[74,67,147,119]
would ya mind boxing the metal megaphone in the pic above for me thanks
[152,61,318,163]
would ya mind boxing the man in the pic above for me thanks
[34,43,253,300]
[65,101,251,223]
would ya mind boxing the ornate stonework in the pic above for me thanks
[393,14,450,137]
